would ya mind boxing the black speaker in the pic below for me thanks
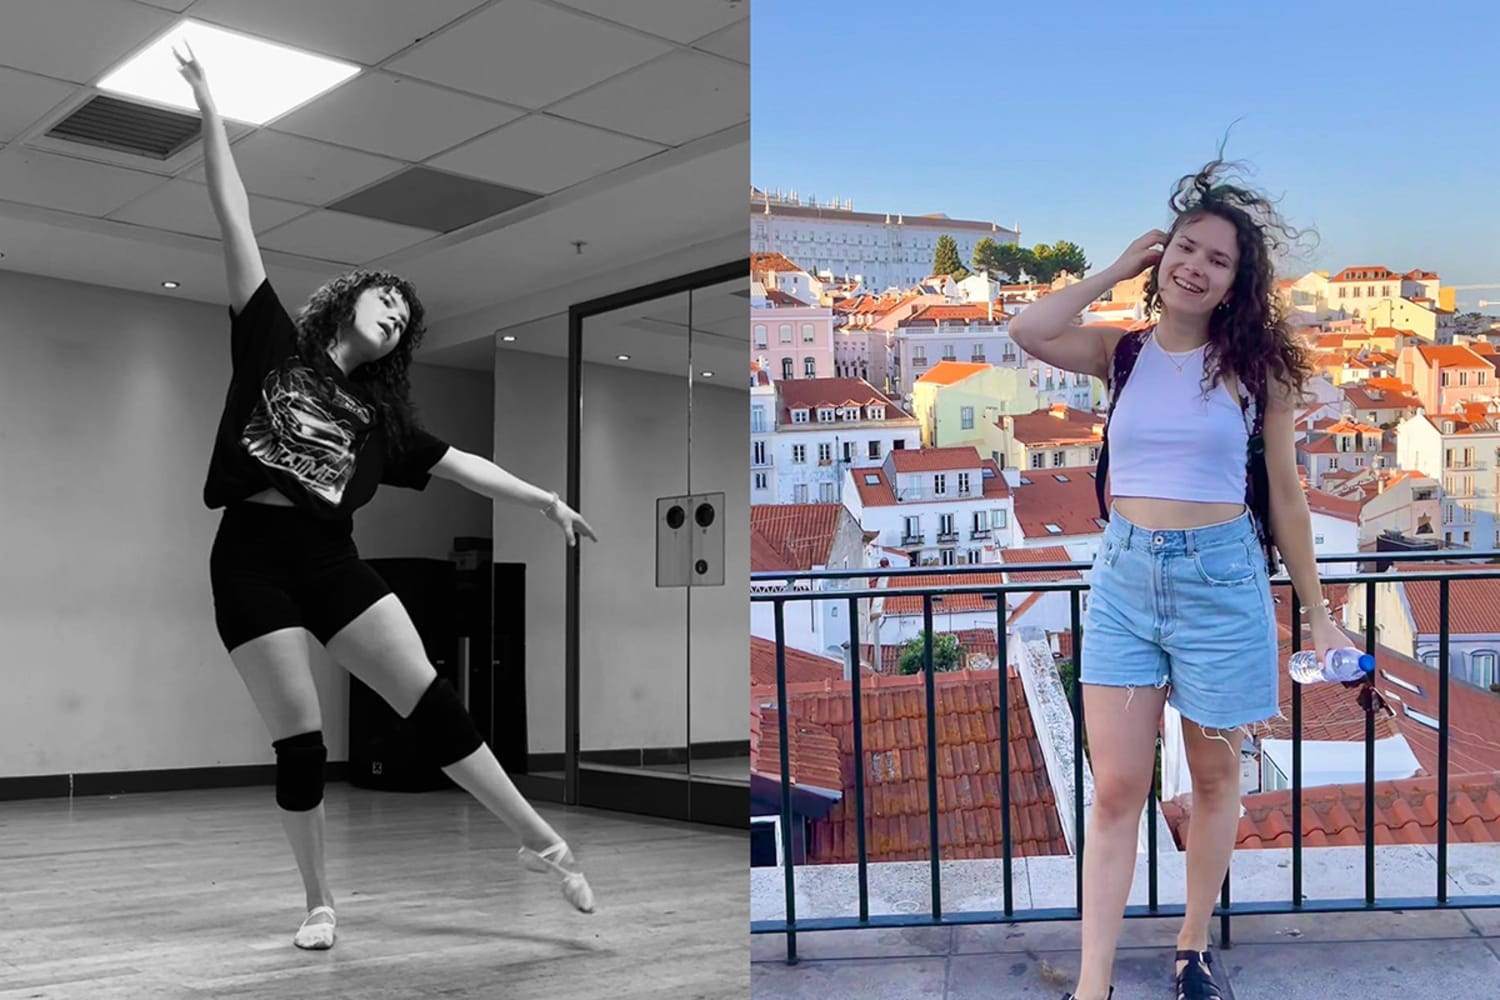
[348,558,458,792]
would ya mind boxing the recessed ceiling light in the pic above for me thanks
[700,371,715,377]
[616,354,631,361]
[502,335,516,342]
[162,280,180,289]
[98,20,360,126]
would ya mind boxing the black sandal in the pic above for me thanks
[1061,989,1113,999]
[1175,949,1223,999]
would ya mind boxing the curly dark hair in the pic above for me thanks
[1144,158,1316,409]
[294,269,428,455]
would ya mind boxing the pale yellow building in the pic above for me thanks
[909,361,1043,456]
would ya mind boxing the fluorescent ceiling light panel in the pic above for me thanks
[98,20,360,126]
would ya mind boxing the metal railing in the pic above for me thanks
[750,551,1500,964]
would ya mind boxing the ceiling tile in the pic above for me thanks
[551,51,747,146]
[0,0,175,84]
[551,0,746,44]
[107,179,310,238]
[272,72,523,161]
[0,68,79,143]
[182,130,402,205]
[257,209,438,264]
[385,0,671,109]
[0,148,165,216]
[328,167,540,232]
[694,19,749,64]
[132,0,195,10]
[187,0,490,65]
[430,115,663,194]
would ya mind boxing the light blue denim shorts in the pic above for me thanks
[1081,505,1280,731]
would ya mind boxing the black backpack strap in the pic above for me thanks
[1238,376,1281,576]
[1095,328,1150,519]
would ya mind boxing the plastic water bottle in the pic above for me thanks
[1287,647,1375,684]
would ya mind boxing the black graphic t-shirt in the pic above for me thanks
[202,279,450,519]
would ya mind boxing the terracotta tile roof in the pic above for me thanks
[750,705,843,793]
[1329,266,1401,283]
[764,288,809,307]
[1415,345,1491,368]
[1305,489,1363,522]
[1342,382,1422,411]
[752,252,808,274]
[981,459,1010,499]
[751,636,862,686]
[752,670,1068,862]
[1087,300,1135,312]
[1395,563,1500,636]
[916,360,991,385]
[1162,772,1500,849]
[1008,405,1105,446]
[900,303,1011,326]
[851,467,898,507]
[889,445,984,473]
[1373,649,1500,777]
[1011,469,1107,539]
[1405,269,1440,280]
[881,573,1008,617]
[780,378,914,421]
[999,545,1084,583]
[750,504,845,572]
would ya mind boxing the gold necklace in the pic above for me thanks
[1154,329,1205,376]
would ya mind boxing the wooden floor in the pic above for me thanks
[0,784,748,999]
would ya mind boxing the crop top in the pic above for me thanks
[202,279,450,520]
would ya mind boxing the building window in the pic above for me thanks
[804,357,816,378]
[818,443,833,464]
[940,548,956,566]
[1031,452,1045,469]
[973,511,988,533]
[958,472,971,494]
[792,445,806,464]
[868,441,882,459]
[934,474,947,495]
[1441,371,1450,386]
[904,515,920,541]
[818,407,835,422]
[961,405,975,429]
[752,441,766,465]
[1053,451,1066,467]
[794,484,808,503]
[1089,446,1099,462]
[843,441,855,462]
[779,324,792,344]
[753,472,767,491]
[819,482,835,502]
[751,407,767,433]
[791,408,810,424]
[782,357,794,380]
[801,323,815,343]
[939,513,955,536]
[754,324,768,348]
[1472,652,1497,688]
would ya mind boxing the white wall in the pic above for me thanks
[490,345,748,756]
[0,270,492,778]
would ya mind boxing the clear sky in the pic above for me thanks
[752,1,1500,313]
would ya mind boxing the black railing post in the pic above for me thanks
[1220,873,1232,948]
[995,593,1014,916]
[774,599,798,964]
[847,596,870,923]
[1148,738,1159,911]
[1438,578,1451,904]
[1071,589,1085,912]
[1364,580,1377,906]
[1291,586,1304,908]
[923,595,942,919]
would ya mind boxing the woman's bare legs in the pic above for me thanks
[1176,722,1247,974]
[1071,683,1170,1000]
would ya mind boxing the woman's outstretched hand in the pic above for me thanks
[543,495,598,547]
[172,40,215,110]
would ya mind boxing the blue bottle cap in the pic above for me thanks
[1358,653,1376,673]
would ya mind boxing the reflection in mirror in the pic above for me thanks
[579,291,691,775]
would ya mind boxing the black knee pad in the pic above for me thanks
[405,677,483,767]
[272,730,327,812]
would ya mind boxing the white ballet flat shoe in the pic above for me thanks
[518,841,596,913]
[293,905,336,950]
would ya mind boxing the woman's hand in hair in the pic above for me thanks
[1106,229,1168,281]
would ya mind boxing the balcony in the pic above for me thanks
[936,530,959,543]
[750,553,1500,995]
[970,527,991,540]
[901,533,925,545]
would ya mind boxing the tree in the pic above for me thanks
[898,631,962,674]
[972,237,1033,282]
[1028,240,1090,284]
[932,234,968,280]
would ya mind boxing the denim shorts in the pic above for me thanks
[1081,505,1280,731]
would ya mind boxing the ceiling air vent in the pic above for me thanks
[46,95,200,160]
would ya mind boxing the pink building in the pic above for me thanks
[1398,344,1496,413]
[753,305,836,380]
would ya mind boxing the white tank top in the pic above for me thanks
[1106,332,1248,504]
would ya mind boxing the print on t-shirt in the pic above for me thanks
[240,362,373,506]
